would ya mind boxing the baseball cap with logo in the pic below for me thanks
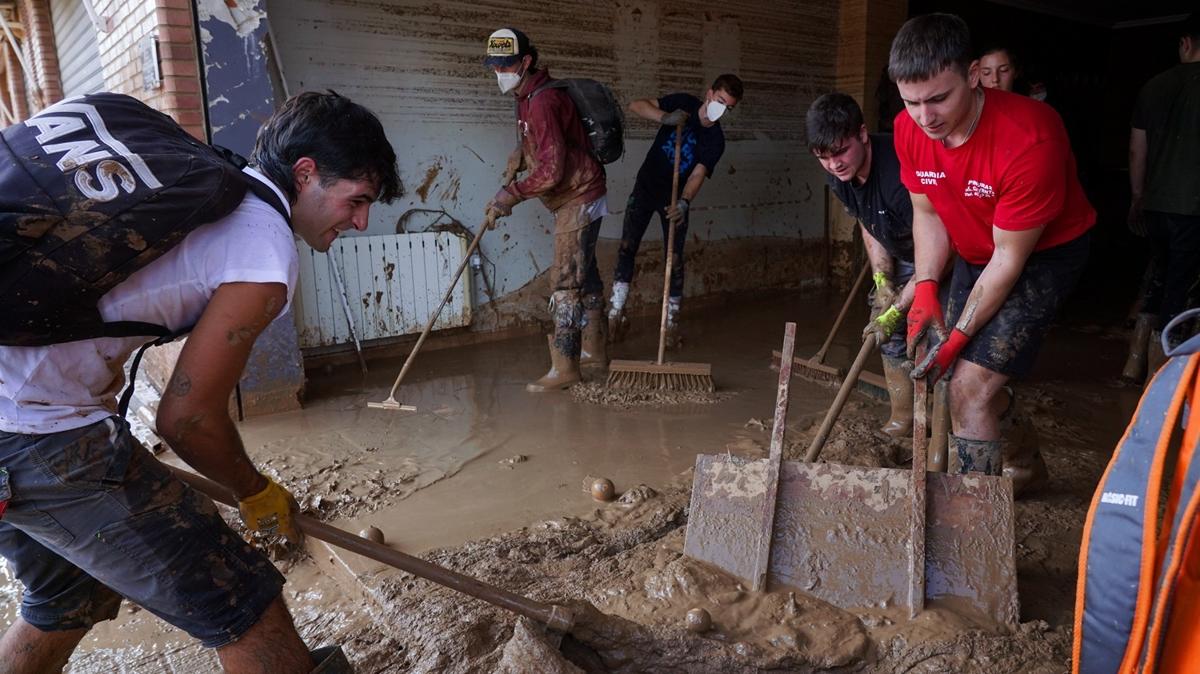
[484,28,532,68]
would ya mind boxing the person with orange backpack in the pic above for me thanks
[1074,308,1200,673]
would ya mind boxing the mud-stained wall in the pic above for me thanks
[266,0,838,332]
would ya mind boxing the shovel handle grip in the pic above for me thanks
[165,464,575,632]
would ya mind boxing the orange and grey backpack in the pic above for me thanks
[1074,309,1200,673]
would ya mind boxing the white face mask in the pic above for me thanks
[705,100,727,122]
[497,71,523,94]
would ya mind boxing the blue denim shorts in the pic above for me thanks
[0,417,284,648]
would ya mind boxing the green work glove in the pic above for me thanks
[863,304,904,343]
[872,271,897,311]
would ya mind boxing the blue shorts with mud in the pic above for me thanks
[0,417,284,648]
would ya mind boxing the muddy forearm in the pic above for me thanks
[158,368,265,499]
[861,225,894,280]
[161,407,266,499]
[895,277,916,312]
[953,230,1040,337]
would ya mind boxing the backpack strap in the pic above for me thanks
[212,144,291,223]
[1138,355,1200,671]
[1073,354,1198,673]
[117,329,188,419]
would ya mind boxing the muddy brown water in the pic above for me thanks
[1,290,1141,672]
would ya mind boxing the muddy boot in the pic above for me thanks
[664,320,683,350]
[880,355,913,438]
[927,380,950,472]
[1148,329,1168,378]
[608,282,631,344]
[999,389,1049,497]
[664,296,683,349]
[580,294,608,372]
[947,433,1001,476]
[527,291,582,393]
[311,645,353,673]
[1121,313,1154,383]
[608,308,631,345]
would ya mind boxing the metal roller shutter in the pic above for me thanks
[50,0,104,96]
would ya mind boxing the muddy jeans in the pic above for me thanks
[613,186,689,297]
[1141,211,1200,336]
[0,417,283,647]
[552,202,603,297]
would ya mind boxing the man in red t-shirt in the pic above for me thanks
[888,14,1095,494]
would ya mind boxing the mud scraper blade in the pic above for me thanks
[683,455,1019,626]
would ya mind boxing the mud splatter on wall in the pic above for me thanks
[265,0,837,324]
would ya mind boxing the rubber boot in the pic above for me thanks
[664,296,683,349]
[527,290,582,393]
[608,282,631,344]
[880,355,913,438]
[311,645,354,673]
[996,387,1049,496]
[1148,329,1167,378]
[1121,313,1154,383]
[947,433,1002,476]
[580,294,608,372]
[665,320,683,350]
[927,380,950,473]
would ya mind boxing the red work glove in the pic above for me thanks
[906,280,945,360]
[485,186,520,220]
[911,328,970,383]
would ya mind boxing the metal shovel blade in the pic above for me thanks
[683,455,1018,626]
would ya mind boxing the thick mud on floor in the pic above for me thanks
[1,290,1142,672]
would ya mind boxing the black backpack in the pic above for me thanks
[533,79,624,164]
[0,92,288,348]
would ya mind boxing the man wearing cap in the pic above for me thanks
[606,74,743,347]
[484,28,608,392]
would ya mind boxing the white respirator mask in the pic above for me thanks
[705,100,728,122]
[497,71,523,94]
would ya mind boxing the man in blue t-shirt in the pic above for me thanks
[608,74,743,346]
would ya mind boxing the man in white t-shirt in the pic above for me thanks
[0,92,400,673]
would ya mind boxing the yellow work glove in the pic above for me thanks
[238,476,302,543]
[863,304,904,343]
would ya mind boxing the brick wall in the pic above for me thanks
[92,0,205,138]
[16,0,62,109]
[13,0,203,137]
[4,41,31,119]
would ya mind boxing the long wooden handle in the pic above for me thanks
[750,322,797,591]
[909,347,929,618]
[656,119,686,365]
[381,220,490,402]
[165,464,574,633]
[803,333,879,463]
[812,262,870,364]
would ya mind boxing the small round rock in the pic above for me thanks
[685,607,712,633]
[360,526,385,544]
[591,478,615,502]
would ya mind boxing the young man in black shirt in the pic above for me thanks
[807,92,918,439]
[607,74,744,346]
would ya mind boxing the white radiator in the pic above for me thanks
[294,232,471,349]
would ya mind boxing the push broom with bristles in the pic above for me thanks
[607,119,714,393]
